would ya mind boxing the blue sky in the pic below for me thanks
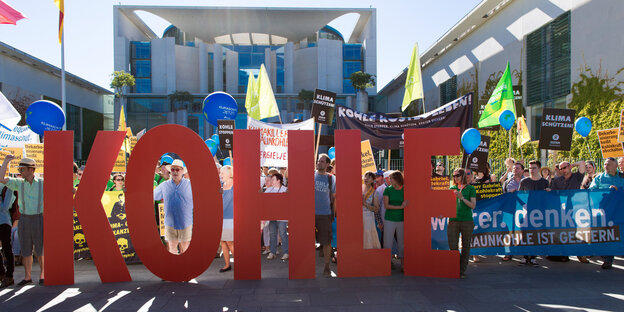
[1,0,482,91]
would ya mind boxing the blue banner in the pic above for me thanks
[432,189,624,255]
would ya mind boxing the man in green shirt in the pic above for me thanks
[0,155,44,286]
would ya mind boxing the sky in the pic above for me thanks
[1,0,482,91]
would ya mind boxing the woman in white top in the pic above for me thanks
[265,172,289,260]
[362,171,381,249]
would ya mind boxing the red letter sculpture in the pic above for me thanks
[126,125,222,282]
[403,127,460,278]
[335,130,391,277]
[233,130,315,280]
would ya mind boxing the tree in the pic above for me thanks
[110,71,135,98]
[349,71,376,91]
[297,89,314,110]
[168,90,193,111]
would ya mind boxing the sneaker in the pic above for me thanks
[262,249,270,255]
[267,253,276,260]
[281,253,289,260]
[529,259,538,266]
[520,258,530,265]
[276,251,280,255]
[323,265,331,278]
[17,279,32,286]
[602,262,613,270]
[39,279,44,285]
[0,277,14,288]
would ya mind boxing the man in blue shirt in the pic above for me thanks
[589,157,624,269]
[154,159,193,254]
[314,154,336,277]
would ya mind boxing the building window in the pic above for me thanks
[343,44,362,61]
[131,60,151,78]
[439,75,457,105]
[526,11,570,107]
[208,52,214,92]
[343,61,362,79]
[343,79,356,94]
[134,79,152,93]
[130,42,151,93]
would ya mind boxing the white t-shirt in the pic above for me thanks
[375,184,387,219]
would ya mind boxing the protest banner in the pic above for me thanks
[3,147,23,174]
[538,108,575,150]
[618,109,624,142]
[0,125,39,148]
[311,89,336,126]
[431,176,450,191]
[336,93,473,149]
[73,191,139,263]
[246,117,314,167]
[360,140,376,175]
[432,190,624,255]
[472,182,504,200]
[112,149,126,172]
[218,120,235,151]
[597,128,624,158]
[25,143,44,174]
[461,135,490,172]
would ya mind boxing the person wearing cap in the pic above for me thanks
[0,155,44,286]
[154,159,171,187]
[153,159,194,254]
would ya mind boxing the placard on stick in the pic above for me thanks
[3,147,23,174]
[112,149,126,173]
[311,89,336,126]
[538,108,575,151]
[360,140,376,175]
[597,128,624,158]
[461,135,490,172]
[25,143,44,174]
[217,120,235,151]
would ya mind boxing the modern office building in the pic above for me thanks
[376,0,623,140]
[0,41,114,160]
[113,6,377,139]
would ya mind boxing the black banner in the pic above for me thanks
[218,120,235,151]
[538,108,575,151]
[462,135,490,172]
[336,93,473,149]
[311,89,336,126]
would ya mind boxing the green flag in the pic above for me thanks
[478,62,516,128]
[401,43,424,111]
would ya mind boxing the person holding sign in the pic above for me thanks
[0,156,44,286]
[448,168,476,278]
[153,159,193,255]
[589,157,624,269]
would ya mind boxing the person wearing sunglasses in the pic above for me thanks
[448,168,476,278]
[108,173,126,192]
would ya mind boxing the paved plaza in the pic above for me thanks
[1,254,623,311]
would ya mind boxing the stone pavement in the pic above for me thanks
[1,254,623,311]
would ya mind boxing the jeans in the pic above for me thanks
[383,220,404,258]
[447,220,474,275]
[269,221,288,255]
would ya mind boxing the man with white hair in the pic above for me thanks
[618,157,624,178]
[154,159,193,254]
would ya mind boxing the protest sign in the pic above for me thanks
[130,136,137,152]
[25,143,44,174]
[218,120,235,151]
[112,149,126,172]
[74,191,139,263]
[461,135,490,172]
[597,128,624,158]
[311,89,336,126]
[0,125,39,148]
[158,203,165,237]
[360,140,376,175]
[431,176,450,191]
[336,93,473,149]
[3,147,23,174]
[246,117,314,167]
[472,182,503,200]
[432,189,624,255]
[538,108,575,150]
[618,109,624,142]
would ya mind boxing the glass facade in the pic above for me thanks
[130,42,151,93]
[343,44,363,94]
[228,45,285,94]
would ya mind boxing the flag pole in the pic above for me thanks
[387,150,391,170]
[314,123,322,162]
[61,23,66,131]
[508,128,512,159]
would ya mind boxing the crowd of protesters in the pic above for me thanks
[0,152,621,287]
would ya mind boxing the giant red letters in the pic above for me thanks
[403,128,460,278]
[126,125,222,282]
[335,130,390,277]
[233,130,315,279]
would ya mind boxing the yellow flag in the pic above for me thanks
[517,116,531,147]
[54,0,64,44]
[244,74,257,116]
[118,104,127,132]
[247,64,279,120]
[401,43,424,111]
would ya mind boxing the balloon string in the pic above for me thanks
[586,137,592,159]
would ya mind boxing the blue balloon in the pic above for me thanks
[498,110,515,131]
[575,117,592,137]
[223,157,232,166]
[160,155,174,166]
[328,147,336,160]
[205,139,218,156]
[202,92,238,126]
[211,134,220,145]
[26,100,66,136]
[461,128,481,154]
